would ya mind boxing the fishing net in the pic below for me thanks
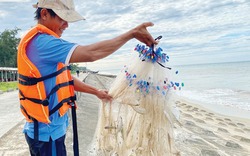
[89,43,182,156]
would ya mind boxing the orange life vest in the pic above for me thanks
[17,24,76,124]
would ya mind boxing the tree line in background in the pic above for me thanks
[0,28,20,67]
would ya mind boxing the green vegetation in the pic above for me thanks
[0,28,20,93]
[70,63,79,73]
[0,81,18,92]
[70,64,87,73]
[0,28,20,67]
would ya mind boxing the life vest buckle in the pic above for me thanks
[71,95,76,101]
[68,101,75,107]
[42,99,49,106]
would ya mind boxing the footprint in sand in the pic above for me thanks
[193,107,199,111]
[225,141,241,149]
[201,149,220,156]
[205,117,214,121]
[205,114,213,117]
[228,122,237,127]
[184,121,196,126]
[240,137,250,143]
[185,105,192,109]
[218,122,227,127]
[201,129,216,136]
[224,118,232,122]
[243,128,250,133]
[236,123,245,127]
[194,118,205,124]
[182,113,193,118]
[195,113,203,116]
[175,101,181,104]
[216,118,224,122]
[180,103,186,106]
[234,128,244,133]
[217,128,229,133]
[233,136,250,144]
[187,109,194,112]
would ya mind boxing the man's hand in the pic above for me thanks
[96,89,113,102]
[132,22,158,46]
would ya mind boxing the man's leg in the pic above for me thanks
[25,133,51,156]
[55,135,67,156]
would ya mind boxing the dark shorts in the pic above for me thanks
[25,133,67,156]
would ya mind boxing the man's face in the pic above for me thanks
[48,15,68,37]
[40,9,68,37]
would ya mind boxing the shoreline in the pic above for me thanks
[174,95,250,120]
[0,73,249,155]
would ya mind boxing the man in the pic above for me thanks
[17,0,157,155]
[76,70,79,77]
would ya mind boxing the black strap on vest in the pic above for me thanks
[19,66,70,86]
[19,90,49,106]
[19,80,74,107]
[49,95,76,116]
[34,119,39,142]
[70,102,79,156]
[20,105,32,120]
[20,105,39,143]
[47,81,74,99]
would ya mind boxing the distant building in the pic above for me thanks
[0,67,18,82]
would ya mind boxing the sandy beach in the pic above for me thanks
[0,73,249,156]
[174,99,250,156]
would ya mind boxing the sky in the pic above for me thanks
[0,0,250,73]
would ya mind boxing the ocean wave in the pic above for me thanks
[177,88,250,111]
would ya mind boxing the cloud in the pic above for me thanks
[0,0,249,71]
[0,10,6,19]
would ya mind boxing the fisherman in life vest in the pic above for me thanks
[17,0,157,155]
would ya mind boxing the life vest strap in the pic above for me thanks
[19,80,74,107]
[49,95,76,116]
[20,80,76,119]
[19,66,71,86]
[19,90,49,106]
[34,119,39,142]
[21,104,39,142]
[47,80,74,99]
[20,104,33,120]
[20,94,76,122]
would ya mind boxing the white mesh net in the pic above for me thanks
[89,44,181,156]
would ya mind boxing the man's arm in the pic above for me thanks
[69,22,156,63]
[73,76,112,102]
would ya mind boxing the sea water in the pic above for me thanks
[173,61,250,118]
[99,61,250,118]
